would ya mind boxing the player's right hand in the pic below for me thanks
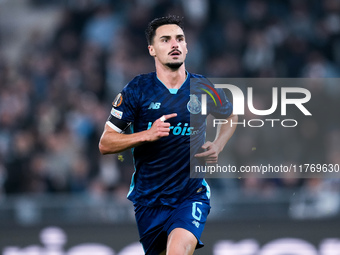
[145,113,177,142]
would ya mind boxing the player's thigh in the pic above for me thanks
[134,204,170,255]
[166,227,197,255]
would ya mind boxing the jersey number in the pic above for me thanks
[192,202,203,221]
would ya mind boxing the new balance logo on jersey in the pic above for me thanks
[192,220,200,228]
[148,102,161,109]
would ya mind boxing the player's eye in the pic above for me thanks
[177,36,184,42]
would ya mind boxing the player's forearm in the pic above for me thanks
[99,125,149,154]
[99,113,176,154]
[213,114,238,153]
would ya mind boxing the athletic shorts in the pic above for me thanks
[134,188,210,255]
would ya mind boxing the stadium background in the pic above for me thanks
[0,0,340,254]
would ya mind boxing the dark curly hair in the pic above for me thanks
[145,15,184,45]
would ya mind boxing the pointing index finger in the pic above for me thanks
[160,113,177,122]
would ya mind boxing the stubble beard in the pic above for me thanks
[165,62,184,71]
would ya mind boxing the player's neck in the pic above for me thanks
[156,64,186,89]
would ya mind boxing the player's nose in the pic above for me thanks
[170,39,179,48]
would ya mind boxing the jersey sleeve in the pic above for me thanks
[208,87,233,119]
[106,78,140,133]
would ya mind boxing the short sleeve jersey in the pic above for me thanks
[107,72,232,207]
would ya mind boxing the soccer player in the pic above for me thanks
[99,15,237,255]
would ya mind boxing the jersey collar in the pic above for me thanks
[155,71,189,95]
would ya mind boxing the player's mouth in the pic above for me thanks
[169,49,181,56]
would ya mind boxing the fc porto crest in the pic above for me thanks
[187,94,201,114]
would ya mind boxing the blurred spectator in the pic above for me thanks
[69,154,90,193]
[4,130,35,194]
[243,30,275,75]
[83,3,123,51]
[289,178,340,219]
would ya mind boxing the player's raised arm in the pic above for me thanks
[98,113,177,155]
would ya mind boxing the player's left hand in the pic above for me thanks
[194,141,219,164]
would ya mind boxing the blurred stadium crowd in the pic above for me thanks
[0,0,340,218]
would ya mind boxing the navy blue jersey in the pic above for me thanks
[107,72,232,207]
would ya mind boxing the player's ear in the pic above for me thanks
[148,45,156,57]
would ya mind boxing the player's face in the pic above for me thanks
[148,24,188,69]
